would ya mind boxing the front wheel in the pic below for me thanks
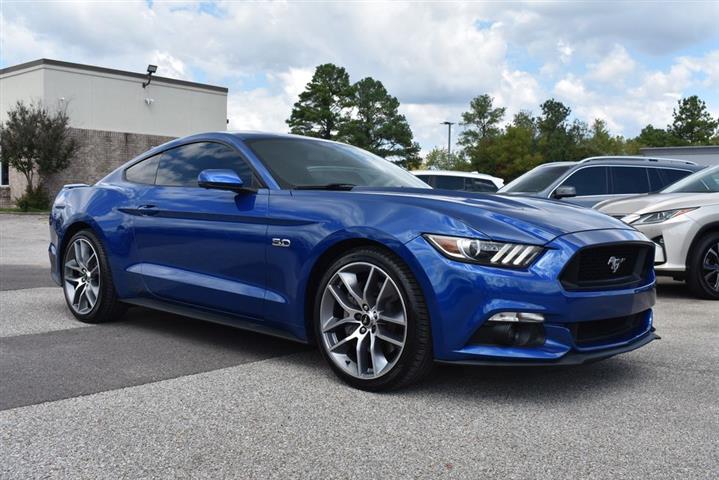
[687,232,719,300]
[314,247,433,391]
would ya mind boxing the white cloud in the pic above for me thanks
[588,45,636,85]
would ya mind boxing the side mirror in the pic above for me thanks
[554,185,577,199]
[198,169,255,193]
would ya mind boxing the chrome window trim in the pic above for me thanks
[549,165,694,199]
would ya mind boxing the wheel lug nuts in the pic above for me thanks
[360,327,367,334]
[362,304,369,311]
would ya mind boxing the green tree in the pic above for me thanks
[458,94,506,145]
[286,63,354,139]
[340,77,421,169]
[632,124,683,147]
[573,119,626,158]
[484,124,543,181]
[0,101,77,210]
[668,95,719,144]
[458,94,506,174]
[536,98,573,161]
[422,148,471,171]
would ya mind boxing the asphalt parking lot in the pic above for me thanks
[0,213,717,479]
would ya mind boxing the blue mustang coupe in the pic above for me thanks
[50,132,658,390]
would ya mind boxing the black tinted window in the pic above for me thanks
[155,142,255,187]
[125,154,160,184]
[660,168,692,187]
[415,175,433,187]
[647,168,664,191]
[501,164,573,193]
[246,138,427,189]
[434,176,465,190]
[611,167,649,194]
[465,178,498,192]
[560,167,609,196]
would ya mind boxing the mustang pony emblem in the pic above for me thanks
[607,256,626,273]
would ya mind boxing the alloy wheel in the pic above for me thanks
[64,238,101,314]
[319,262,408,379]
[702,241,719,292]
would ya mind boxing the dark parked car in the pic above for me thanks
[499,156,703,207]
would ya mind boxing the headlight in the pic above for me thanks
[424,234,543,268]
[624,208,697,225]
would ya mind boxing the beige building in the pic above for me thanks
[0,58,228,207]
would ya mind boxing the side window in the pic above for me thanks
[434,175,465,190]
[125,154,161,184]
[611,167,650,194]
[155,142,257,188]
[647,168,664,192]
[415,175,433,187]
[559,167,609,196]
[660,169,692,187]
[465,178,498,192]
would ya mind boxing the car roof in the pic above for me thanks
[540,155,705,171]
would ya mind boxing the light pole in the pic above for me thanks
[441,121,455,155]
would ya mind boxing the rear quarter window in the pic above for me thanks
[125,154,161,184]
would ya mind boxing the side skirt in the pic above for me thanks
[121,297,310,345]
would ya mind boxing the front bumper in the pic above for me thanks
[407,228,657,363]
[632,213,699,275]
[437,330,659,366]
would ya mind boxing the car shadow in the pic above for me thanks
[655,278,696,300]
[119,306,310,355]
[116,307,654,404]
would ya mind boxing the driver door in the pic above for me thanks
[132,141,269,320]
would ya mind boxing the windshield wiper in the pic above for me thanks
[293,183,356,191]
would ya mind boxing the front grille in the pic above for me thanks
[569,312,647,346]
[560,242,653,290]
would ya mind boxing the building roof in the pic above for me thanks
[0,58,228,93]
[640,145,719,155]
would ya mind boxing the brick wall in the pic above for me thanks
[6,127,175,205]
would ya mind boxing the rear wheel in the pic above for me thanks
[314,247,433,390]
[62,230,126,323]
[687,232,719,300]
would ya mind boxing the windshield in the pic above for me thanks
[662,165,719,193]
[500,164,573,193]
[245,138,429,189]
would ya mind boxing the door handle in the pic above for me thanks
[137,204,158,216]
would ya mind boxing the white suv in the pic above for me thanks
[411,170,504,192]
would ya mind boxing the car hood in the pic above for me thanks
[596,192,719,217]
[352,187,633,245]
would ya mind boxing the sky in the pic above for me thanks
[2,1,718,153]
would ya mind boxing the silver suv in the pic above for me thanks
[499,156,703,207]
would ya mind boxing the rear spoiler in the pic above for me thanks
[62,183,90,190]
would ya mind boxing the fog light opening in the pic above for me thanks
[488,311,545,323]
[470,315,546,348]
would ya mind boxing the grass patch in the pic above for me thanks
[0,207,50,215]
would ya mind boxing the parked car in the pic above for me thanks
[411,170,504,192]
[596,165,719,299]
[499,156,703,207]
[50,132,657,390]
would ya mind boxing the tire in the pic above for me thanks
[687,232,719,300]
[314,247,433,391]
[61,229,127,323]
